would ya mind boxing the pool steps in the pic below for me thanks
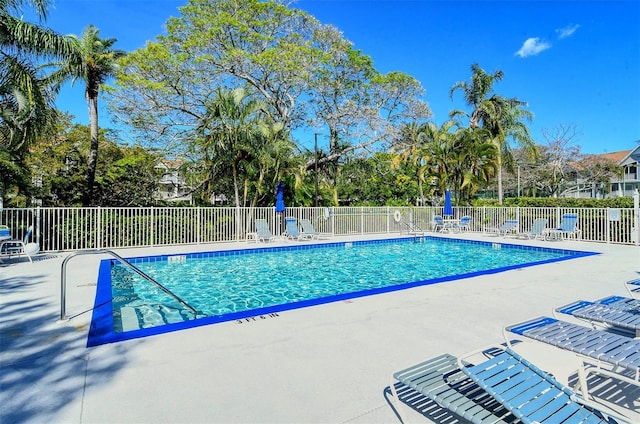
[120,304,192,332]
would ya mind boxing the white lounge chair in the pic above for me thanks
[299,219,331,239]
[519,218,548,240]
[254,219,277,243]
[486,219,518,237]
[0,225,34,263]
[284,217,312,241]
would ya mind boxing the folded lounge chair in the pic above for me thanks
[0,225,34,263]
[284,217,311,241]
[555,296,640,337]
[391,346,623,424]
[545,214,581,240]
[519,218,548,240]
[299,219,331,239]
[486,220,519,237]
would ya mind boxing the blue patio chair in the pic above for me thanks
[545,213,580,240]
[457,215,471,231]
[391,346,622,424]
[432,215,445,232]
[625,278,640,299]
[505,316,640,395]
[0,225,10,241]
[0,225,34,263]
[254,219,277,243]
[284,217,311,241]
[555,295,640,337]
[457,347,623,423]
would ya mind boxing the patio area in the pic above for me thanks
[1,233,639,423]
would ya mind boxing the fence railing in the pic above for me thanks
[1,206,638,252]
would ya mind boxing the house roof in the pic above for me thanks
[597,150,631,164]
[618,144,640,166]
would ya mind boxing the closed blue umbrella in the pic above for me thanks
[275,181,285,213]
[443,190,453,217]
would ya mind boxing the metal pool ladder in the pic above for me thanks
[59,249,198,321]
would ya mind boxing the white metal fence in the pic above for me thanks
[1,205,638,252]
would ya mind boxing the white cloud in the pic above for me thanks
[556,24,580,39]
[515,37,551,58]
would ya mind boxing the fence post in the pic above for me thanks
[634,189,639,246]
[96,206,101,250]
[150,206,155,247]
[605,208,610,244]
[35,206,41,246]
[197,206,201,245]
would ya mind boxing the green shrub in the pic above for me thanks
[474,197,634,208]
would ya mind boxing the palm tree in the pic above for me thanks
[1,0,74,202]
[392,122,430,205]
[199,87,270,208]
[450,63,535,203]
[456,127,498,203]
[51,25,126,205]
[449,63,504,129]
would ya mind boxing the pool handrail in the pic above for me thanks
[60,249,198,322]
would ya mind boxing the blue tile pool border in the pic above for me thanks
[87,236,599,347]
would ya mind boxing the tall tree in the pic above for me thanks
[197,87,296,208]
[51,25,125,205]
[450,63,534,203]
[110,0,429,185]
[0,0,73,204]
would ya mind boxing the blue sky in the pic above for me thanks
[42,0,639,154]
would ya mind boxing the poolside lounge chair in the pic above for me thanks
[284,217,311,241]
[545,213,581,240]
[432,215,445,232]
[391,350,517,424]
[486,220,518,237]
[456,215,471,232]
[555,295,640,337]
[519,218,548,240]
[299,219,331,239]
[625,278,640,299]
[505,316,640,390]
[391,346,621,424]
[254,219,277,243]
[458,347,624,423]
[0,225,10,242]
[0,225,34,263]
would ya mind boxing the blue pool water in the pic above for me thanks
[87,237,598,346]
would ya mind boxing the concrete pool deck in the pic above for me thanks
[1,232,639,423]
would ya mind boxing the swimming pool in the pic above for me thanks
[87,236,598,346]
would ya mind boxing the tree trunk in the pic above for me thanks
[84,95,99,206]
[497,164,503,204]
